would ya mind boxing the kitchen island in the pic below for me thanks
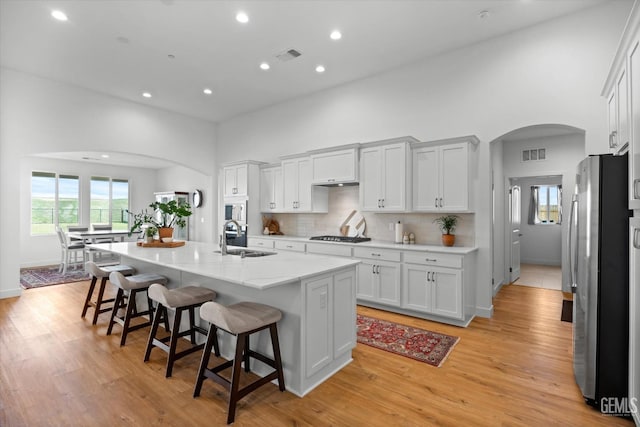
[90,241,360,397]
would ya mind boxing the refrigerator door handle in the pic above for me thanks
[567,195,578,293]
[634,227,640,250]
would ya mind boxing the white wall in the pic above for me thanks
[502,132,585,292]
[491,140,506,295]
[0,68,217,299]
[513,175,564,266]
[216,2,632,317]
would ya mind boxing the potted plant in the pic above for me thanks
[127,200,192,240]
[144,226,157,243]
[433,214,459,247]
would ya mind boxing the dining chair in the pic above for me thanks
[67,225,89,243]
[55,226,86,274]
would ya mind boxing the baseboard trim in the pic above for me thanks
[493,280,504,297]
[0,287,22,299]
[475,305,494,318]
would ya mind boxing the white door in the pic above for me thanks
[510,184,521,283]
[296,158,312,211]
[355,261,376,301]
[381,143,406,210]
[412,146,439,211]
[376,262,401,307]
[431,267,463,320]
[282,159,298,211]
[223,166,237,197]
[402,264,432,313]
[273,167,284,211]
[359,147,382,211]
[259,168,273,212]
[234,164,248,197]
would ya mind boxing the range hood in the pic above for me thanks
[312,181,359,187]
[309,145,360,187]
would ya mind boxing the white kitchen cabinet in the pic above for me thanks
[402,264,462,319]
[354,247,402,307]
[304,269,356,378]
[630,217,640,426]
[274,240,306,252]
[359,138,414,212]
[247,236,275,249]
[223,163,248,197]
[260,165,284,212]
[412,138,477,212]
[602,2,639,209]
[310,145,359,185]
[282,156,328,213]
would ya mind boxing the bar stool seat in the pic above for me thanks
[144,284,217,378]
[82,261,136,325]
[193,301,285,424]
[107,271,168,346]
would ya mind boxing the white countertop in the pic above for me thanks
[249,234,478,254]
[89,241,359,290]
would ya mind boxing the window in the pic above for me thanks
[528,185,562,225]
[90,176,129,230]
[31,172,80,235]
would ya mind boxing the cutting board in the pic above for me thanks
[340,210,366,237]
[137,240,185,248]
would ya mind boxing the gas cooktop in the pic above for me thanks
[309,235,371,243]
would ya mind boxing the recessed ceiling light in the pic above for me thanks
[51,10,68,21]
[101,154,110,159]
[203,88,213,95]
[236,11,249,23]
[330,30,342,40]
[142,92,152,98]
[315,65,326,73]
[260,62,270,71]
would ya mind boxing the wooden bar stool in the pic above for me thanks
[193,301,285,424]
[144,283,217,378]
[107,271,168,346]
[82,261,136,325]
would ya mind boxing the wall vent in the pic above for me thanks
[276,48,302,62]
[522,148,546,162]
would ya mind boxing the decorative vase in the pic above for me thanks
[145,235,154,243]
[158,227,174,240]
[442,234,455,247]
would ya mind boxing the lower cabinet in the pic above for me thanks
[356,260,401,307]
[304,269,356,378]
[402,259,464,320]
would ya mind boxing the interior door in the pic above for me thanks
[509,184,521,283]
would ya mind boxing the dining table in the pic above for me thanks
[67,230,132,264]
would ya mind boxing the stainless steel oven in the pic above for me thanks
[224,200,246,223]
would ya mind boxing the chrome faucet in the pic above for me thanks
[220,219,242,255]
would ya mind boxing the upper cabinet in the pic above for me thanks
[260,165,284,212]
[282,156,328,213]
[223,163,248,198]
[359,137,416,212]
[412,136,478,212]
[602,2,639,209]
[310,145,360,185]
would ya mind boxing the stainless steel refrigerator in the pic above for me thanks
[569,154,630,412]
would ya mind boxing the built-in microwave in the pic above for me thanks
[224,200,246,224]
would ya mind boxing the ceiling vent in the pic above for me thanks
[276,48,302,62]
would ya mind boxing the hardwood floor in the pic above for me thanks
[0,280,633,426]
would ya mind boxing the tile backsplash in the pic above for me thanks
[267,186,475,247]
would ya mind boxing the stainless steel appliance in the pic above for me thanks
[224,200,248,247]
[569,154,630,413]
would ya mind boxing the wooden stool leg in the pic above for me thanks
[92,277,109,325]
[106,289,125,336]
[166,307,183,378]
[227,333,246,425]
[244,334,251,373]
[144,304,165,362]
[269,324,286,392]
[193,324,218,398]
[188,307,197,344]
[119,289,139,347]
[81,276,98,318]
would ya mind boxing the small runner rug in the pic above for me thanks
[356,314,459,368]
[20,266,90,289]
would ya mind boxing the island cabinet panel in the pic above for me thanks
[302,269,356,381]
[305,276,332,377]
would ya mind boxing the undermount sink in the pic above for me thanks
[215,248,276,257]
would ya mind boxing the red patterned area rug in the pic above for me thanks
[356,314,460,367]
[20,266,89,289]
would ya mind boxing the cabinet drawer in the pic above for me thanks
[248,237,274,249]
[275,240,306,252]
[403,251,462,269]
[306,242,352,257]
[353,247,401,262]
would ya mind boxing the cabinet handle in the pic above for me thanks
[328,178,335,182]
[439,198,443,208]
[634,228,640,250]
[372,265,376,274]
[371,253,381,257]
[634,179,640,199]
[377,199,381,208]
[425,258,437,262]
[432,272,437,282]
[286,245,293,249]
[376,265,381,274]
[435,197,438,208]
[381,199,385,208]
[427,271,431,282]
[609,131,618,148]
